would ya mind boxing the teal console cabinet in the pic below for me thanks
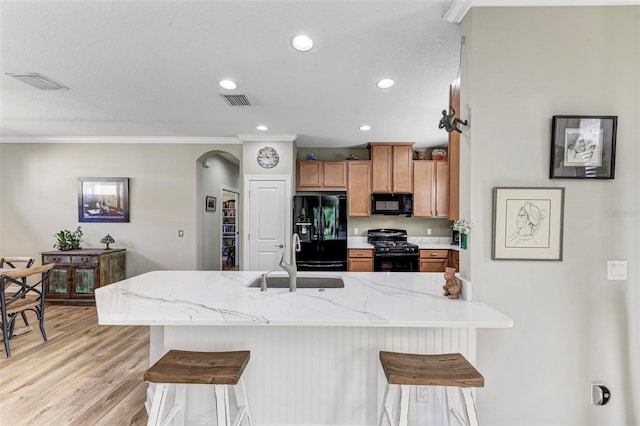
[41,248,126,305]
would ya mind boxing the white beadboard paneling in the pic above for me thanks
[156,325,477,425]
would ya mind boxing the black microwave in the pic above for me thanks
[371,193,413,215]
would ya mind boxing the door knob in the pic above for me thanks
[275,244,284,248]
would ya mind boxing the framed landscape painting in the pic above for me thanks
[78,177,130,223]
[492,187,565,261]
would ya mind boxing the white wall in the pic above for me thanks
[462,7,639,424]
[0,142,241,276]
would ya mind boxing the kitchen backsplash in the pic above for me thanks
[348,216,452,237]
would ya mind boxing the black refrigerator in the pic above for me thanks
[293,195,347,271]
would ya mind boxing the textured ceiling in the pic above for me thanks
[1,1,462,148]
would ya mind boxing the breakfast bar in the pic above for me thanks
[95,271,513,425]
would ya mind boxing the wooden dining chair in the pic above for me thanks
[0,257,37,329]
[1,263,55,358]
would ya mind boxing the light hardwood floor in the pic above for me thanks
[0,304,149,425]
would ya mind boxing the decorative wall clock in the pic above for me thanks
[257,146,279,169]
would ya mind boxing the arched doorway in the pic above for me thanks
[195,150,241,270]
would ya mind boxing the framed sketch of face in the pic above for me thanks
[492,187,565,261]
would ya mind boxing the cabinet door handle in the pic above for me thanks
[430,253,438,257]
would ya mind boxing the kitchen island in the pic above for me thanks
[96,271,512,425]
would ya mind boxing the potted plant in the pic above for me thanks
[54,226,84,251]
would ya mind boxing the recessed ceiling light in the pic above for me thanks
[256,125,268,131]
[292,35,314,52]
[219,80,237,90]
[359,124,372,131]
[376,78,395,89]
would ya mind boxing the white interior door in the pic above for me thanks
[245,177,290,271]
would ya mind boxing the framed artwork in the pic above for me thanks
[78,177,129,223]
[206,196,217,212]
[550,115,617,179]
[492,187,565,261]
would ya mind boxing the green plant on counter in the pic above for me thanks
[54,226,84,250]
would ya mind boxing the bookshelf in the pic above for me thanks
[222,198,237,270]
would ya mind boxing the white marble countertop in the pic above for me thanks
[95,271,512,328]
[347,236,459,251]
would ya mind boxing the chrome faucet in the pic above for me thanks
[279,233,301,292]
[260,233,301,292]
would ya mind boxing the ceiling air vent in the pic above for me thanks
[220,94,251,106]
[6,73,68,90]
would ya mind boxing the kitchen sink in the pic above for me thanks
[247,275,344,289]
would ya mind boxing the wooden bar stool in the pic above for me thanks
[379,351,484,426]
[144,349,252,426]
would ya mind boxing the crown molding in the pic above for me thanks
[443,0,640,23]
[443,1,471,23]
[0,136,243,144]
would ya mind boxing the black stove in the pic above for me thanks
[367,229,419,272]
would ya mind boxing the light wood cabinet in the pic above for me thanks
[449,250,459,272]
[42,248,126,305]
[347,161,371,217]
[368,143,414,193]
[419,249,448,273]
[448,81,461,220]
[296,161,347,191]
[413,161,449,218]
[348,249,373,272]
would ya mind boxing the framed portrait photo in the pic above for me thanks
[550,115,617,179]
[206,196,217,212]
[492,187,565,261]
[78,177,129,223]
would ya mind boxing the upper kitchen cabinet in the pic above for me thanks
[367,143,414,193]
[296,161,347,191]
[347,160,371,216]
[413,160,449,218]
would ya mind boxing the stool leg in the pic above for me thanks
[460,388,479,426]
[379,383,398,426]
[232,377,253,426]
[215,384,229,426]
[148,384,169,426]
[398,385,410,426]
[173,384,186,425]
[445,387,460,426]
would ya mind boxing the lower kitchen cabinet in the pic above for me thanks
[41,248,126,305]
[419,249,448,273]
[449,250,460,272]
[348,249,373,272]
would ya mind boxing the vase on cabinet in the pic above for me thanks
[460,233,468,250]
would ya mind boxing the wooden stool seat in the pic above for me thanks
[144,349,250,385]
[379,351,484,426]
[145,350,252,426]
[379,351,484,387]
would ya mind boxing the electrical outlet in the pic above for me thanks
[178,230,184,237]
[354,227,359,235]
[417,386,428,402]
[427,228,432,235]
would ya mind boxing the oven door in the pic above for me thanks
[373,253,419,272]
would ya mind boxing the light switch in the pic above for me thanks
[607,260,627,280]
[178,230,184,237]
